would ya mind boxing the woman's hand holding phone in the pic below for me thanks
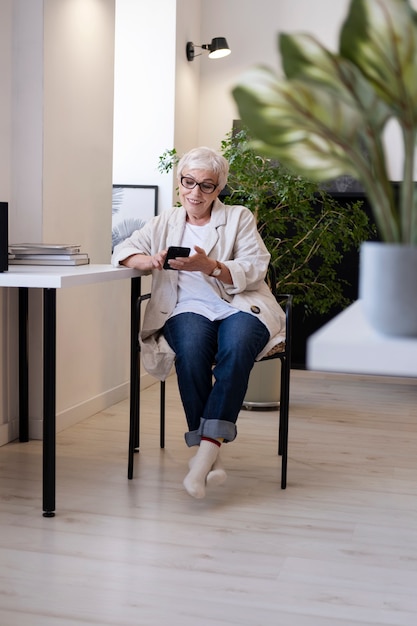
[163,246,191,270]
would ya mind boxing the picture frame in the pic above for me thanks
[112,184,158,250]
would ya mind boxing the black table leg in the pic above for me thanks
[128,277,141,479]
[18,288,29,442]
[43,288,56,517]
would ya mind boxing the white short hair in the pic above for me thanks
[177,147,229,191]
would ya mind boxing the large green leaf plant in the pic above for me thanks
[232,0,417,245]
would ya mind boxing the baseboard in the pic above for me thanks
[1,371,158,444]
[0,420,18,447]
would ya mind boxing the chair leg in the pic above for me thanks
[278,358,285,456]
[278,356,290,489]
[160,381,165,449]
[280,405,288,489]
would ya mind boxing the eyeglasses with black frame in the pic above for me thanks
[180,176,218,194]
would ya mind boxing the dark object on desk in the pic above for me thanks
[0,202,8,272]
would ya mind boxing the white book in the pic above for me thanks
[9,243,82,255]
[11,253,89,261]
[9,257,90,266]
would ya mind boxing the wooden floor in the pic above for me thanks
[1,370,417,626]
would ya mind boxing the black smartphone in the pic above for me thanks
[163,246,191,269]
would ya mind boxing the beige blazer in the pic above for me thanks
[112,199,286,380]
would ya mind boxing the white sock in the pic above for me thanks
[183,440,220,499]
[189,451,227,488]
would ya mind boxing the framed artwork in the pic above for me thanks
[112,184,158,249]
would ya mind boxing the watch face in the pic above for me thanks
[212,267,221,276]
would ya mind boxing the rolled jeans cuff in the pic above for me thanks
[184,418,237,447]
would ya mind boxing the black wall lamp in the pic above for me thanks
[186,37,231,62]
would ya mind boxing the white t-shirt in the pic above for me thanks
[169,222,237,321]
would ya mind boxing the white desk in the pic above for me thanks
[307,300,417,377]
[0,265,142,516]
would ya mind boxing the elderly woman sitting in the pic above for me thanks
[112,146,285,499]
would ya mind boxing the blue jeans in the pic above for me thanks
[163,312,270,446]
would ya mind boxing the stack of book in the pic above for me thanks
[8,243,90,266]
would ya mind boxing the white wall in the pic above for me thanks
[115,0,383,205]
[41,0,123,439]
[0,0,132,443]
[197,0,351,149]
[173,0,201,165]
[9,0,44,243]
[42,0,115,258]
[0,0,12,203]
[196,0,416,180]
[113,0,177,212]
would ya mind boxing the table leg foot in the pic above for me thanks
[43,511,55,518]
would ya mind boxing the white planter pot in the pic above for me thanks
[242,359,281,409]
[359,241,417,337]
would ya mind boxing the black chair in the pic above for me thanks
[127,274,293,489]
